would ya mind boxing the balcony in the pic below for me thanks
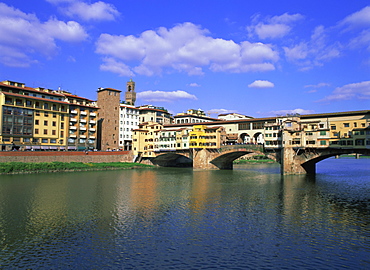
[70,118,77,122]
[80,111,87,116]
[89,120,96,124]
[69,126,77,130]
[80,119,87,123]
[80,135,86,139]
[71,110,78,114]
[90,112,96,117]
[80,127,87,131]
[89,128,96,132]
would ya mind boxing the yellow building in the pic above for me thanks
[0,80,98,151]
[189,125,226,149]
[0,80,69,151]
[132,122,162,158]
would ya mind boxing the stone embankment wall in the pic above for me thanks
[0,151,134,163]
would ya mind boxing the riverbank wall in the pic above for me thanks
[0,151,134,163]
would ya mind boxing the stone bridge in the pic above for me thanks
[144,145,267,169]
[280,147,370,175]
[139,145,370,175]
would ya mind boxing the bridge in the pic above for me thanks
[138,144,370,175]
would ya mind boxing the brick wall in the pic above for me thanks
[0,151,134,163]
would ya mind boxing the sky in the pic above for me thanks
[1,0,369,118]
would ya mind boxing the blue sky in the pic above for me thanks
[1,0,369,117]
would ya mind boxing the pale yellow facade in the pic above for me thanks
[132,122,162,157]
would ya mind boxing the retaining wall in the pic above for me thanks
[0,151,134,163]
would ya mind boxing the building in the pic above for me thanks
[0,80,98,151]
[97,87,121,151]
[119,104,139,150]
[218,113,253,121]
[175,109,220,124]
[125,78,136,106]
[189,125,226,149]
[138,105,173,125]
[62,92,98,150]
[132,121,162,158]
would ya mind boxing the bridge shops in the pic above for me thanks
[132,111,370,174]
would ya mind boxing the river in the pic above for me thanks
[0,158,369,269]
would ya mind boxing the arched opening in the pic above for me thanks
[240,133,251,144]
[152,153,192,167]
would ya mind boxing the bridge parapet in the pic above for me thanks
[220,144,264,153]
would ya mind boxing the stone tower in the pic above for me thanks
[97,87,121,151]
[125,79,136,105]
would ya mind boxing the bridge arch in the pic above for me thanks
[290,148,370,174]
[210,149,265,169]
[151,152,193,167]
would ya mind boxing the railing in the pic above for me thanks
[220,144,264,152]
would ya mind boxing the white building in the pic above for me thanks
[119,104,139,150]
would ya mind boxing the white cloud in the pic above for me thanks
[100,57,134,77]
[247,13,304,40]
[96,22,279,76]
[0,3,87,67]
[271,108,315,116]
[339,6,370,31]
[189,83,200,87]
[320,81,370,102]
[62,1,120,21]
[284,26,341,70]
[207,108,236,115]
[248,80,274,88]
[304,82,331,88]
[137,90,197,103]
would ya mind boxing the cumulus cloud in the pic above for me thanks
[319,81,370,102]
[248,80,274,88]
[137,90,197,103]
[0,3,87,67]
[100,57,134,77]
[271,108,315,116]
[247,13,304,39]
[61,1,120,21]
[95,22,279,76]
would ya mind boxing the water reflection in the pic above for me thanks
[0,159,369,269]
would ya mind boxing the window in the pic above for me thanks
[343,123,350,128]
[320,140,327,145]
[320,131,326,136]
[52,130,56,135]
[44,103,49,110]
[35,129,39,134]
[52,121,56,127]
[26,100,32,107]
[42,139,48,143]
[36,110,40,116]
[35,120,39,125]
[44,120,48,126]
[44,129,48,135]
[331,125,336,130]
[44,112,48,117]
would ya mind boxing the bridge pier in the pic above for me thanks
[281,147,315,175]
[192,149,220,170]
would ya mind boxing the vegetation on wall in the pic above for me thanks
[0,162,153,174]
